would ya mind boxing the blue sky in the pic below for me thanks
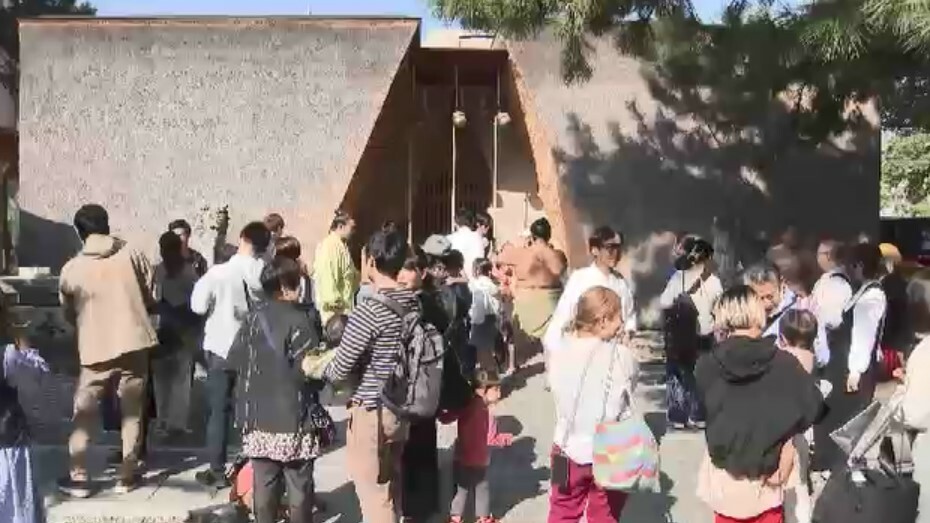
[94,0,753,34]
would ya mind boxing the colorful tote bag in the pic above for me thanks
[592,406,661,492]
[591,348,661,492]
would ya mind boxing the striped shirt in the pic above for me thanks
[323,288,419,408]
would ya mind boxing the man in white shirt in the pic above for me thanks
[447,208,485,280]
[191,221,270,487]
[811,240,853,366]
[842,244,887,394]
[813,242,888,472]
[544,226,636,352]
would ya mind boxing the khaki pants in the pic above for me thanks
[69,350,149,481]
[346,406,408,523]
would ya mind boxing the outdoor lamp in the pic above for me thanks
[495,111,512,126]
[453,110,467,128]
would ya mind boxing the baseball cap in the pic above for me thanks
[421,234,452,257]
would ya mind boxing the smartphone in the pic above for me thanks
[551,451,571,491]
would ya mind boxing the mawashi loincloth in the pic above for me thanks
[513,287,562,340]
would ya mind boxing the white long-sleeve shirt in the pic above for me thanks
[190,253,265,358]
[469,275,501,324]
[447,227,485,280]
[543,264,636,352]
[846,283,887,378]
[549,336,638,464]
[659,269,723,336]
[811,270,853,365]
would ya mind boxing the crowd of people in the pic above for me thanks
[663,233,930,523]
[0,201,927,523]
[25,204,565,523]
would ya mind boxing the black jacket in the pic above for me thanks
[229,300,322,435]
[696,335,822,479]
[882,271,910,350]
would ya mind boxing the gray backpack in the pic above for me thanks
[367,293,446,419]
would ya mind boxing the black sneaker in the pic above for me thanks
[57,477,93,499]
[195,469,230,489]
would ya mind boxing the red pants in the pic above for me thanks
[715,506,784,523]
[547,448,628,523]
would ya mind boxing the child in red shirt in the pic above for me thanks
[440,372,513,523]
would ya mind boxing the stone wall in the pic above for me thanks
[506,35,880,324]
[18,18,418,271]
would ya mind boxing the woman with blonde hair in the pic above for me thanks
[695,286,822,523]
[547,286,637,523]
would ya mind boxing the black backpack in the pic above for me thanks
[435,285,476,413]
[663,270,709,362]
[367,293,446,420]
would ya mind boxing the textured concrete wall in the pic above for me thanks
[507,35,880,323]
[18,18,418,270]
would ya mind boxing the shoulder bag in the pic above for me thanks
[591,344,661,493]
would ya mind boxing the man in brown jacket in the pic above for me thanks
[58,204,158,498]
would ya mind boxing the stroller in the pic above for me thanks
[813,390,920,523]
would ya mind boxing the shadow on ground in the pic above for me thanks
[503,361,547,398]
[621,472,677,523]
[489,436,550,519]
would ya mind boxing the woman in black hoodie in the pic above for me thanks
[696,285,822,523]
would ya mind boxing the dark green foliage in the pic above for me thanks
[431,0,927,158]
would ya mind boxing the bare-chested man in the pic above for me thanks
[497,218,566,370]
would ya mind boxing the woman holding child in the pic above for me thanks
[696,286,822,523]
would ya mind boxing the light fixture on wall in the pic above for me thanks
[491,65,508,209]
[451,64,462,227]
[452,110,467,128]
[452,64,466,128]
[494,111,511,127]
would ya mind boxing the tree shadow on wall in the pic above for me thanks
[20,210,81,273]
[552,95,878,318]
[546,21,881,319]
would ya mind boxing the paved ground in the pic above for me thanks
[36,336,713,523]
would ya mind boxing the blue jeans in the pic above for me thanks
[205,353,236,472]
